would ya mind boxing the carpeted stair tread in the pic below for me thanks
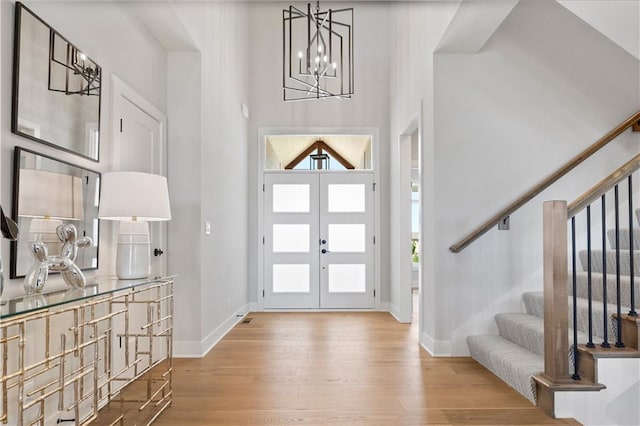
[607,228,640,250]
[571,271,640,311]
[522,292,619,340]
[467,335,542,403]
[495,313,545,355]
[495,313,589,357]
[578,249,640,277]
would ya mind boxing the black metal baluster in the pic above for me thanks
[629,175,637,317]
[602,194,610,348]
[586,205,595,348]
[614,185,624,347]
[571,216,581,379]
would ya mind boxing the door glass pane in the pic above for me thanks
[327,184,365,212]
[273,224,310,252]
[273,184,310,212]
[328,264,366,293]
[328,224,365,252]
[273,264,310,293]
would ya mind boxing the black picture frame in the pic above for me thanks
[12,2,102,162]
[11,147,101,279]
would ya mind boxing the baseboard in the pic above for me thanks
[173,340,202,358]
[173,304,249,358]
[420,331,452,357]
[201,304,249,356]
[388,302,401,321]
[388,303,411,323]
[379,302,389,311]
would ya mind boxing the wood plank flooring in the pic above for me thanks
[150,312,580,425]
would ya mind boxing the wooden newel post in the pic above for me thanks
[542,200,571,383]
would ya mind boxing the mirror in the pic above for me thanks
[11,148,100,279]
[12,2,101,161]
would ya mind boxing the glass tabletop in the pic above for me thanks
[0,275,176,320]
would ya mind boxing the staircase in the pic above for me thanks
[467,210,640,405]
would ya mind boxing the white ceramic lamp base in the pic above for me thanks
[116,221,150,280]
[29,218,63,256]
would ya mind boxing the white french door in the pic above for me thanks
[264,172,375,309]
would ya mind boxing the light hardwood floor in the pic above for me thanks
[145,311,579,426]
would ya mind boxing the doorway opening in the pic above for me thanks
[259,132,380,311]
[397,115,422,328]
[410,131,421,326]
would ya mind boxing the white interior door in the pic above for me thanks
[112,77,167,276]
[264,172,375,309]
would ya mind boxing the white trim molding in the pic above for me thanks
[173,304,249,358]
[388,303,410,323]
[420,331,452,357]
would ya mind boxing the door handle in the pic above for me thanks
[321,248,330,254]
[320,239,327,245]
[154,248,164,257]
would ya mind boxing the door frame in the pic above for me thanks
[257,127,381,311]
[393,104,423,329]
[111,75,167,174]
[111,75,168,276]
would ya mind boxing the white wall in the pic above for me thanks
[0,1,168,299]
[558,0,640,60]
[168,51,203,349]
[168,2,251,356]
[400,0,640,355]
[199,1,250,353]
[247,1,391,306]
[389,1,459,349]
[555,358,640,425]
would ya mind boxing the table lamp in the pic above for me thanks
[98,171,171,279]
[19,169,84,256]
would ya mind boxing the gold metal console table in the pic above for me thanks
[0,276,174,426]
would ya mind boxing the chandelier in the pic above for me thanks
[48,31,101,97]
[283,1,354,101]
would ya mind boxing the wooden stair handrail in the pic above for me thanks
[449,111,640,253]
[568,151,640,218]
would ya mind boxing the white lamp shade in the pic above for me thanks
[98,172,171,221]
[19,169,84,220]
